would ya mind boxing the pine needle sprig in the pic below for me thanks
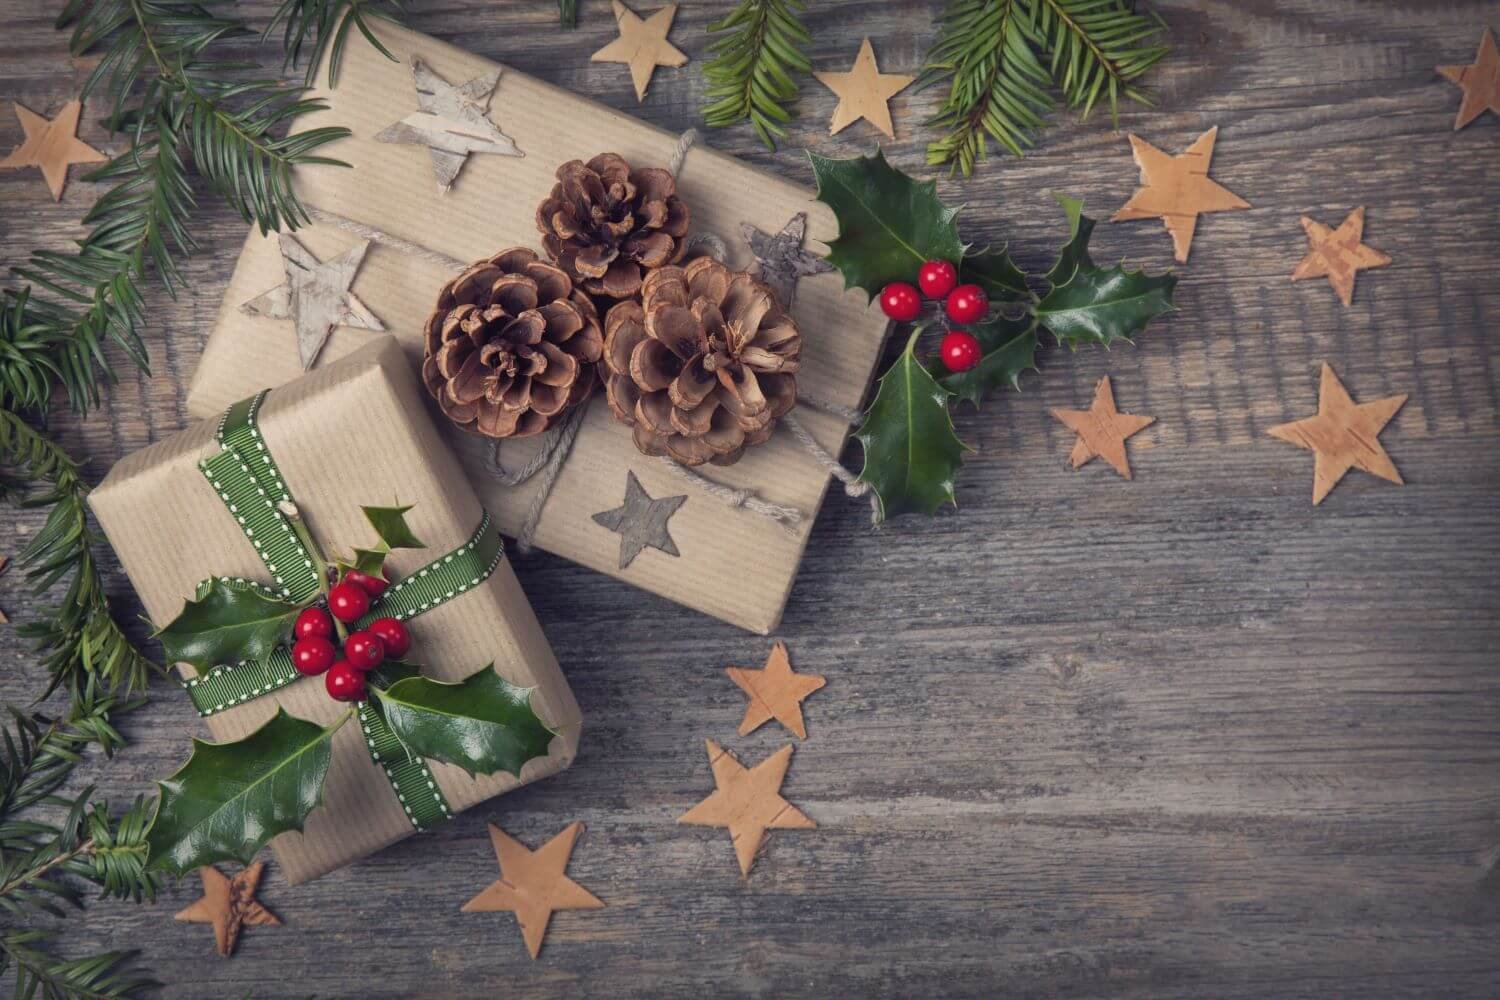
[264,0,407,88]
[0,929,156,1000]
[702,0,813,150]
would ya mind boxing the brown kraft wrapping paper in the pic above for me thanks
[183,20,892,635]
[91,337,582,885]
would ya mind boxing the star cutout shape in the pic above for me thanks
[740,213,834,310]
[814,38,915,139]
[591,470,687,569]
[1438,27,1500,129]
[590,1,688,103]
[0,99,105,200]
[375,57,522,194]
[727,641,826,739]
[174,863,281,958]
[1267,363,1408,505]
[239,233,385,369]
[460,822,604,959]
[1050,376,1156,480]
[1290,207,1391,307]
[678,740,815,876]
[1110,127,1250,263]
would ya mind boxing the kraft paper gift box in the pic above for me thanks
[183,20,891,635]
[90,337,581,884]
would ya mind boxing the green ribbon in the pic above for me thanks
[188,389,504,831]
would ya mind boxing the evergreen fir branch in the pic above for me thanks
[264,0,406,88]
[701,0,813,150]
[0,929,156,1000]
[1031,0,1168,120]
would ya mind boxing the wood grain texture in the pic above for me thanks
[2,0,1499,996]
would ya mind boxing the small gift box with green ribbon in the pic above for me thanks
[91,337,581,884]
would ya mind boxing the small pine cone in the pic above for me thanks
[423,247,604,438]
[535,153,690,300]
[601,257,801,467]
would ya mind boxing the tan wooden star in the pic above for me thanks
[461,822,604,959]
[727,642,826,740]
[1438,27,1500,129]
[678,740,815,876]
[1267,363,1408,506]
[1110,127,1250,263]
[1051,376,1156,480]
[239,233,385,369]
[174,863,281,958]
[0,99,105,200]
[591,1,688,103]
[1291,207,1391,307]
[814,38,915,139]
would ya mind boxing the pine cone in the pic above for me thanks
[536,153,690,300]
[423,247,604,438]
[602,257,801,466]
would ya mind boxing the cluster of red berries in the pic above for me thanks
[878,260,989,374]
[290,569,411,703]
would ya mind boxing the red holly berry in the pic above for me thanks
[294,607,333,641]
[328,581,370,623]
[344,630,386,672]
[292,637,336,676]
[918,260,959,299]
[368,617,411,659]
[879,282,922,322]
[940,330,982,373]
[325,661,367,702]
[945,284,988,325]
[344,568,389,598]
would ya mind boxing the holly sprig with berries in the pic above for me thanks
[808,150,1177,521]
[141,504,554,877]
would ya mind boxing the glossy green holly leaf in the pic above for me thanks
[1043,192,1096,289]
[1035,262,1177,349]
[854,328,971,521]
[935,313,1040,407]
[145,708,349,875]
[371,665,555,778]
[960,245,1029,303]
[155,578,302,670]
[362,505,424,550]
[809,149,965,298]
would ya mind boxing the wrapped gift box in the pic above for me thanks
[183,21,890,634]
[92,337,581,884]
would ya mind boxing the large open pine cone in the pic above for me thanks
[602,257,801,466]
[423,247,604,438]
[536,153,690,300]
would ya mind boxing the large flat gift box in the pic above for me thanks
[184,21,891,634]
[91,337,581,884]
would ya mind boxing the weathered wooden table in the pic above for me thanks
[2,1,1498,996]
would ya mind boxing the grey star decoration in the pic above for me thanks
[591,471,687,570]
[239,233,385,369]
[740,212,834,309]
[375,57,523,194]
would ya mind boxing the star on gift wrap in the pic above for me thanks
[1110,127,1250,263]
[814,38,915,139]
[375,57,522,193]
[0,99,105,200]
[592,471,687,569]
[175,862,281,957]
[1438,27,1500,129]
[591,1,688,102]
[1267,363,1408,505]
[741,213,834,310]
[727,642,826,739]
[461,822,604,959]
[1050,376,1156,480]
[678,740,815,876]
[239,233,385,369]
[1290,207,1391,307]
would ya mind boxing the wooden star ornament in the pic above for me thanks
[741,213,834,310]
[461,822,604,959]
[0,99,105,200]
[1267,363,1408,505]
[1291,207,1391,307]
[591,1,688,102]
[174,863,281,957]
[727,642,826,739]
[239,233,385,369]
[814,38,915,139]
[375,57,522,194]
[679,740,815,876]
[1110,127,1250,263]
[1438,27,1500,129]
[592,471,686,569]
[1051,376,1156,480]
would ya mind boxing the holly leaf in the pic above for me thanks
[809,149,965,298]
[155,578,302,670]
[351,548,389,577]
[855,328,971,521]
[935,313,1040,407]
[961,245,1029,303]
[362,505,423,550]
[371,665,555,778]
[145,708,348,875]
[1034,263,1177,349]
[1043,192,1096,289]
